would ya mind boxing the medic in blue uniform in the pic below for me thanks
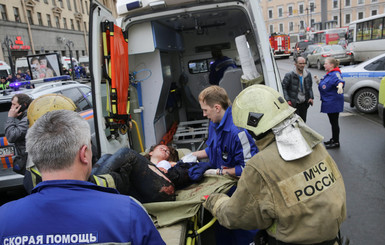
[0,181,165,245]
[205,106,258,176]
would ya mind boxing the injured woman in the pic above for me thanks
[90,144,203,203]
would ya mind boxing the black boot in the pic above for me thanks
[324,138,333,145]
[325,139,340,149]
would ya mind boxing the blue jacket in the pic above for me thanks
[205,107,258,176]
[0,180,165,245]
[318,69,345,113]
[209,56,236,85]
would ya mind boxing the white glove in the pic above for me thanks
[204,169,219,175]
[181,153,197,163]
[337,83,343,94]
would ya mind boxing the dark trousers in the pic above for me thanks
[295,102,310,122]
[327,113,340,142]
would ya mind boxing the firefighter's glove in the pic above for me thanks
[204,169,219,175]
[337,83,344,94]
[188,162,212,182]
[202,193,229,217]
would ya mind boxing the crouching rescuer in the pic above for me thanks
[203,85,347,245]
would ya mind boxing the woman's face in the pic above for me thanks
[324,60,334,72]
[150,145,170,161]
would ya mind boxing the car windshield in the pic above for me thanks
[0,102,11,137]
[299,41,313,49]
[323,46,332,52]
[331,45,344,51]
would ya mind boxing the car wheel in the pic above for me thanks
[317,60,323,70]
[353,88,379,114]
[307,59,311,68]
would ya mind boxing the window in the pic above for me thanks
[77,20,81,31]
[364,56,385,71]
[0,4,7,20]
[310,2,315,12]
[52,0,56,6]
[345,14,351,25]
[47,14,52,27]
[85,1,89,14]
[300,20,304,29]
[70,19,74,30]
[61,88,92,111]
[288,6,293,16]
[289,22,294,32]
[278,7,283,18]
[63,17,67,29]
[358,12,364,19]
[371,0,378,2]
[27,10,33,24]
[333,15,339,26]
[37,12,43,26]
[44,0,48,3]
[362,21,372,41]
[279,23,284,32]
[59,0,64,8]
[80,0,84,14]
[55,16,60,28]
[299,4,304,14]
[333,0,338,8]
[371,10,377,16]
[358,0,364,4]
[268,9,273,19]
[13,7,21,22]
[270,25,274,34]
[188,59,209,74]
[67,0,71,10]
[73,0,78,12]
[311,19,315,27]
[345,0,351,6]
[372,18,383,39]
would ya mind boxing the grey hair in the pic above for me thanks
[26,110,91,172]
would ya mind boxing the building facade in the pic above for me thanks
[0,0,117,73]
[260,0,385,35]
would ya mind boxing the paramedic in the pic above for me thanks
[204,85,346,245]
[190,85,259,245]
[0,110,165,245]
[209,48,236,85]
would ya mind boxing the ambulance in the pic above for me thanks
[0,60,11,78]
[90,1,282,242]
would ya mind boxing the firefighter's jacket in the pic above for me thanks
[0,180,165,245]
[205,132,346,244]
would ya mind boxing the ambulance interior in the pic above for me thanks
[118,6,266,151]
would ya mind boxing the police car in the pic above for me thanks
[341,53,385,114]
[0,79,93,190]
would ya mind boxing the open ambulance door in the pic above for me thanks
[244,0,282,93]
[90,1,130,158]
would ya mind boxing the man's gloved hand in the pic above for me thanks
[202,193,229,217]
[337,83,344,94]
[181,153,197,163]
[188,162,212,182]
[204,169,219,175]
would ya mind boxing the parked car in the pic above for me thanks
[301,44,322,60]
[341,53,385,114]
[378,77,385,127]
[293,40,314,60]
[307,45,353,70]
[0,81,93,190]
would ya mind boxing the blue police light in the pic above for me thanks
[9,81,32,90]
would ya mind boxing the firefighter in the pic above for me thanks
[203,85,347,245]
[24,94,175,203]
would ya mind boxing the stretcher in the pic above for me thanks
[143,175,237,244]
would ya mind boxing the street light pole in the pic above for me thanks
[340,0,342,28]
[65,40,74,80]
[2,36,15,77]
